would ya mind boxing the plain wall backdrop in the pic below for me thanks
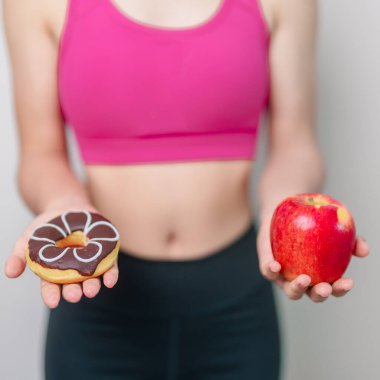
[1,0,379,379]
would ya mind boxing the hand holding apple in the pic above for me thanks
[270,193,356,285]
[257,193,369,302]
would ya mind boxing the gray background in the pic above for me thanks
[1,0,379,379]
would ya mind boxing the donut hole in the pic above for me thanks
[55,230,89,249]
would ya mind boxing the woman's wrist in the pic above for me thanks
[259,205,277,229]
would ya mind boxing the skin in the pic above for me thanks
[3,0,369,309]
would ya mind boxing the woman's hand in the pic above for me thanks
[4,203,119,309]
[256,221,370,303]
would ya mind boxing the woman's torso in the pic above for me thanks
[47,0,273,260]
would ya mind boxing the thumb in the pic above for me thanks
[257,228,281,281]
[4,236,27,278]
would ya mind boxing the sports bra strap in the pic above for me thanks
[63,0,102,25]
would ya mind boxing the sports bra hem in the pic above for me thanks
[72,130,257,165]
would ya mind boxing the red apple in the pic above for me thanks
[270,193,356,286]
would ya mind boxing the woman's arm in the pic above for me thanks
[3,0,118,307]
[3,0,90,214]
[258,0,324,247]
[257,0,369,302]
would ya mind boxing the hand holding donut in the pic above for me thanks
[4,203,120,308]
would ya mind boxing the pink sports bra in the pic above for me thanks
[58,0,270,164]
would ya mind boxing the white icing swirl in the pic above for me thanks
[30,211,119,264]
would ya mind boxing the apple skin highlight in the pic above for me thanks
[270,193,356,286]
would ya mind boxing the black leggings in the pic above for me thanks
[45,222,282,380]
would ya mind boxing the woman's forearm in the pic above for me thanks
[17,154,92,215]
[258,140,325,225]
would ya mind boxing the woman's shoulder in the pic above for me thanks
[274,0,318,25]
[3,0,51,29]
[261,0,318,36]
[3,0,67,48]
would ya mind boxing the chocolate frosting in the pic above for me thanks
[28,211,119,276]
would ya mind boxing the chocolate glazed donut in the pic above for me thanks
[26,211,120,284]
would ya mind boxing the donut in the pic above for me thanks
[25,211,120,284]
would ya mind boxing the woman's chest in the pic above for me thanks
[57,0,269,138]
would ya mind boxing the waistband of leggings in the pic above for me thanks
[106,220,265,316]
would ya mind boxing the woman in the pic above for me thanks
[3,0,369,379]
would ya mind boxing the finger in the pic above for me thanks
[62,283,83,303]
[83,278,101,298]
[4,255,26,278]
[282,274,311,300]
[306,282,332,303]
[353,237,370,258]
[260,260,282,281]
[5,237,28,278]
[332,277,354,297]
[41,281,61,309]
[103,260,119,288]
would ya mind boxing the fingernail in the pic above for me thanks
[69,291,81,302]
[343,282,353,291]
[297,282,308,290]
[46,296,58,309]
[87,287,99,297]
[106,276,118,288]
[5,262,14,277]
[270,262,280,272]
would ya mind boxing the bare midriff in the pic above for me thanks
[84,160,254,260]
